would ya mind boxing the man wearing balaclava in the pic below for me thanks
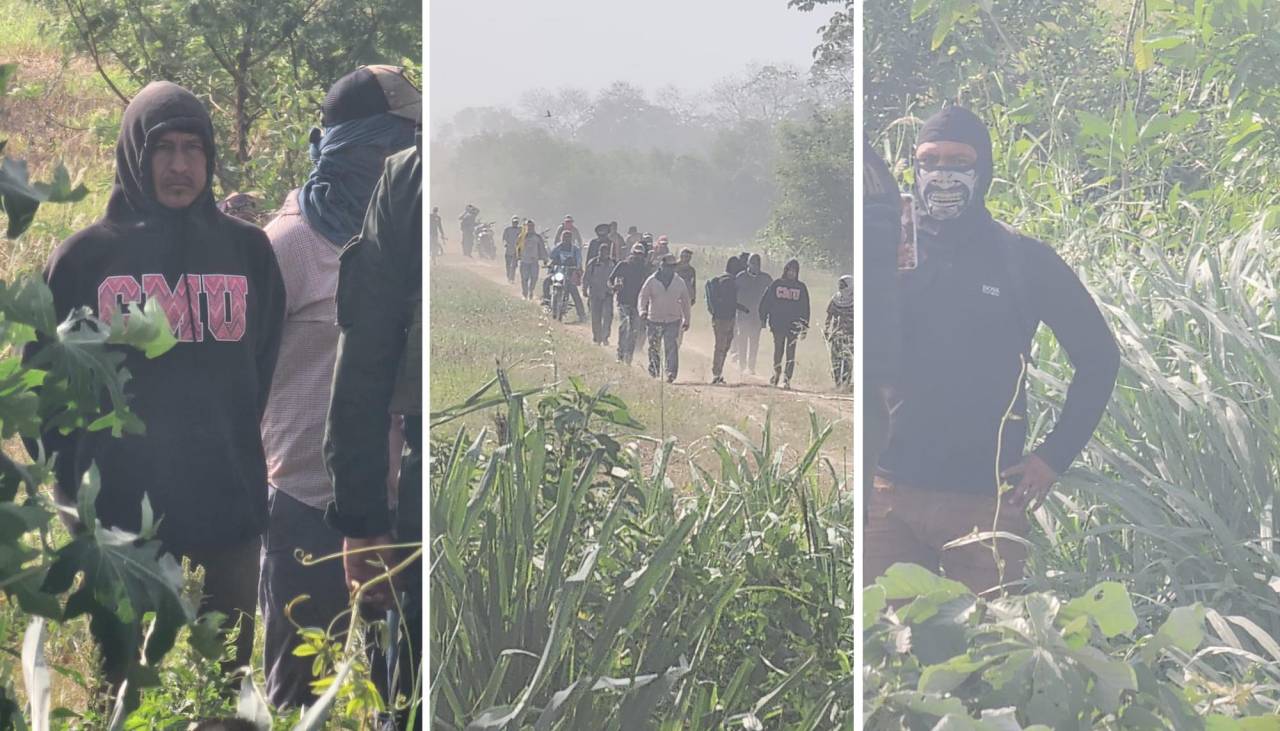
[866,105,1120,596]
[258,65,419,709]
[33,81,286,684]
[758,258,810,389]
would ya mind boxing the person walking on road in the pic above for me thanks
[608,221,627,260]
[583,245,615,345]
[639,253,691,382]
[734,253,772,374]
[516,219,546,300]
[610,243,652,365]
[459,204,478,257]
[824,274,854,391]
[706,256,749,384]
[502,216,521,283]
[759,258,810,389]
[430,206,444,258]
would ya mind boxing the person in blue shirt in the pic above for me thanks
[542,230,587,321]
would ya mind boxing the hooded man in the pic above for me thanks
[638,252,691,382]
[582,241,616,345]
[33,81,286,679]
[625,225,642,250]
[706,256,750,384]
[258,65,418,709]
[867,105,1120,597]
[734,253,772,374]
[502,215,522,283]
[609,242,652,365]
[824,275,854,390]
[758,258,809,389]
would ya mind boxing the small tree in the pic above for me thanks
[42,0,420,181]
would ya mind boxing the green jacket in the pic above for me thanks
[323,140,422,540]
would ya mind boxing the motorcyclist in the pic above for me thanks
[502,216,521,283]
[542,230,587,321]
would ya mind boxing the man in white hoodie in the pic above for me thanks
[638,253,691,382]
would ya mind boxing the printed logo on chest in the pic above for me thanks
[776,285,803,301]
[98,273,249,342]
[981,284,1001,297]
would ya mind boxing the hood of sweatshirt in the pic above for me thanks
[107,81,218,224]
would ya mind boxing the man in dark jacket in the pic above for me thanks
[324,134,422,729]
[758,258,809,389]
[502,216,521,283]
[706,256,749,384]
[257,65,418,710]
[34,81,286,675]
[609,243,652,365]
[586,223,611,264]
[867,106,1120,597]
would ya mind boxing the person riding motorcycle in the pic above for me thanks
[475,220,496,259]
[542,230,587,321]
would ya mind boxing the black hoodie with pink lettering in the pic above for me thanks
[37,81,285,552]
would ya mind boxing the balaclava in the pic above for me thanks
[913,105,993,225]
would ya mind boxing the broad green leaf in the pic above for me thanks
[875,562,970,602]
[106,299,178,359]
[1061,581,1138,638]
[863,584,887,626]
[918,653,987,694]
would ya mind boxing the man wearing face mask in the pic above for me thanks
[258,65,418,709]
[866,105,1120,596]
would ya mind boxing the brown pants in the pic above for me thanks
[711,319,735,377]
[864,477,1028,597]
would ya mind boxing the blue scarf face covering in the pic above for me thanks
[298,113,416,247]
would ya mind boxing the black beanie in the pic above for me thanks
[915,105,993,199]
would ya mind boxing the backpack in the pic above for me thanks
[704,278,717,317]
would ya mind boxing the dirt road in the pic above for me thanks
[434,254,852,423]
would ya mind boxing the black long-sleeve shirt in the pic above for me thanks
[878,216,1120,493]
[324,143,422,539]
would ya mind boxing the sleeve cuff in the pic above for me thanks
[324,501,392,538]
[1034,444,1075,477]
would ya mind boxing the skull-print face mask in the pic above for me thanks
[915,164,978,221]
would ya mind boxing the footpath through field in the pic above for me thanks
[429,254,854,485]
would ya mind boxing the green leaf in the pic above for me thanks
[1134,27,1154,71]
[875,562,970,602]
[106,299,178,359]
[1061,581,1138,638]
[863,584,887,626]
[918,653,988,694]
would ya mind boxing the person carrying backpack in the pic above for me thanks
[705,256,749,384]
[823,275,854,390]
[866,105,1119,597]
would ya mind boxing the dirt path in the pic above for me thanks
[434,254,852,424]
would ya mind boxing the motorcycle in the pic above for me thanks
[475,222,497,260]
[548,264,571,322]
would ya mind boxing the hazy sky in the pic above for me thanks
[429,0,837,119]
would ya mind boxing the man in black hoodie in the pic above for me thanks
[758,258,809,389]
[609,243,652,365]
[866,106,1120,596]
[37,81,286,673]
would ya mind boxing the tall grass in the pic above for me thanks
[430,372,853,730]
